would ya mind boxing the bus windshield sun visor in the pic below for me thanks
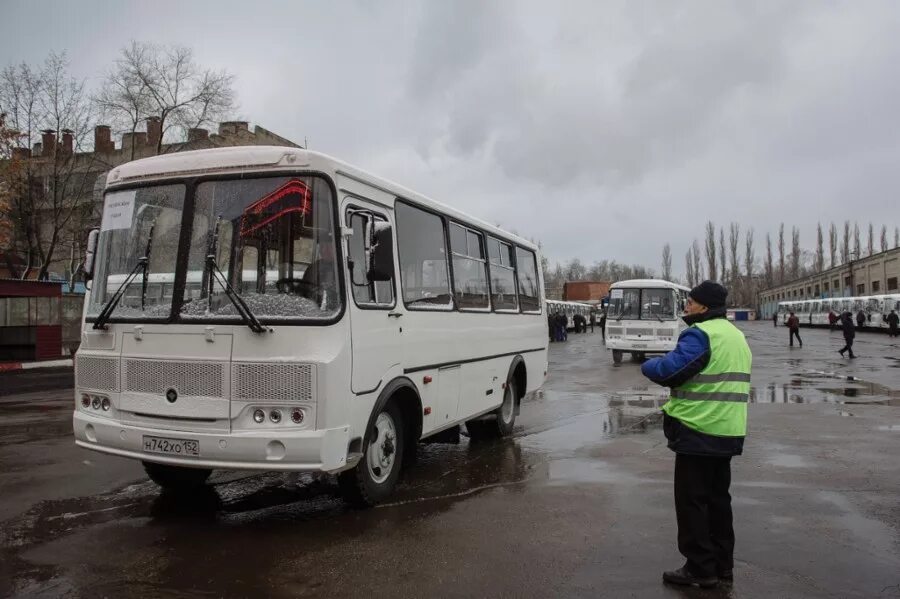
[92,221,156,330]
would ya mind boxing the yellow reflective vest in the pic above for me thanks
[662,318,752,437]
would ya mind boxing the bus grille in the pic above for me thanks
[606,327,624,336]
[232,362,314,402]
[626,328,655,336]
[123,359,225,398]
[76,355,119,392]
[657,329,675,337]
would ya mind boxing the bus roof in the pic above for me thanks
[610,279,689,291]
[105,146,539,252]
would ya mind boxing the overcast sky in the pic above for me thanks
[3,1,899,275]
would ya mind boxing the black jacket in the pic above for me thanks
[841,312,856,337]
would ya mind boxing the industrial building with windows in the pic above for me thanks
[757,246,900,318]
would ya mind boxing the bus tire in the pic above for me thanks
[467,379,517,440]
[142,462,211,490]
[612,350,623,364]
[339,400,405,507]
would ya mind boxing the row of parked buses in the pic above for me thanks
[778,295,900,329]
[546,299,594,330]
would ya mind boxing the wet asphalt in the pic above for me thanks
[0,322,899,598]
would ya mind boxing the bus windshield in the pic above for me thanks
[181,176,339,321]
[608,287,676,321]
[88,176,340,323]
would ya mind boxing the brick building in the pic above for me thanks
[562,280,612,304]
[3,120,300,282]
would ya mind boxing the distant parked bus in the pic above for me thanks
[605,279,689,364]
[777,294,900,330]
[74,146,548,506]
[546,299,593,330]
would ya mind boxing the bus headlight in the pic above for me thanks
[91,396,101,410]
[269,409,282,424]
[101,397,111,411]
[253,409,265,424]
[81,394,91,408]
[291,408,304,424]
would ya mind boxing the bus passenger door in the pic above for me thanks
[344,201,402,395]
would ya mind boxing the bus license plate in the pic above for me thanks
[632,343,647,348]
[143,436,199,457]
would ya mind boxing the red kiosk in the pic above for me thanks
[0,279,63,364]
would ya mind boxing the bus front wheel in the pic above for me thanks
[339,400,405,507]
[143,462,211,490]
[612,350,623,364]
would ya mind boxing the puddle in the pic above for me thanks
[752,374,900,406]
[876,425,900,431]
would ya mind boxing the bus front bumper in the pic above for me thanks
[73,411,352,472]
[605,338,675,353]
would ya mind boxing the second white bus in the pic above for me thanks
[605,279,690,364]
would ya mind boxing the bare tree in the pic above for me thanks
[764,233,774,288]
[661,243,672,281]
[684,249,694,288]
[853,222,861,258]
[790,227,800,280]
[100,42,236,156]
[828,222,837,269]
[777,223,785,284]
[814,223,824,272]
[895,226,899,249]
[692,240,702,285]
[842,221,850,264]
[881,225,888,253]
[729,223,740,300]
[0,52,99,281]
[719,227,727,284]
[744,228,755,307]
[867,222,874,256]
[704,221,717,281]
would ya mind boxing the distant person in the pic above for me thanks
[560,313,569,341]
[887,309,899,338]
[574,313,586,333]
[599,310,607,343]
[786,311,802,348]
[828,310,837,331]
[547,313,555,342]
[856,310,866,331]
[641,281,750,588]
[839,311,856,358]
[772,312,778,327]
[589,310,596,333]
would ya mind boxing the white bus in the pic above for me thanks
[777,294,900,330]
[604,279,689,364]
[74,146,548,506]
[546,299,593,330]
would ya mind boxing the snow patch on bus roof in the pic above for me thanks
[610,279,690,291]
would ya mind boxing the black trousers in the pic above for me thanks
[839,335,855,356]
[789,329,802,346]
[674,453,734,578]
[890,326,898,338]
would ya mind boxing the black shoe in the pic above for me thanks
[718,569,733,582]
[839,350,845,357]
[662,567,718,588]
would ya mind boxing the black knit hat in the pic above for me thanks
[689,280,728,309]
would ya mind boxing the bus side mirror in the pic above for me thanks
[84,228,100,280]
[367,221,394,282]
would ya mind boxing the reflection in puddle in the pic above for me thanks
[752,373,900,406]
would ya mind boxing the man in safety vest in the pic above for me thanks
[641,280,751,588]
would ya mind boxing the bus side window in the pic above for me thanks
[515,247,541,313]
[395,201,452,309]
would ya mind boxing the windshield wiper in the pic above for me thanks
[93,222,155,330]
[204,217,269,334]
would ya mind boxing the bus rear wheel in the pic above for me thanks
[467,380,517,441]
[142,462,212,490]
[339,400,405,507]
[612,350,623,364]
